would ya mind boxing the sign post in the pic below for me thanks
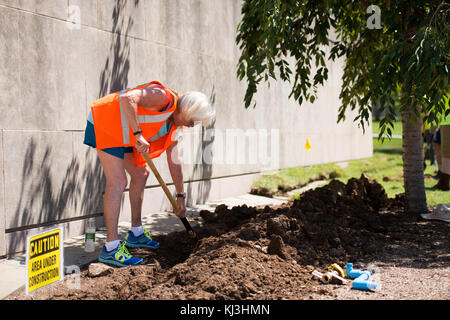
[26,227,64,295]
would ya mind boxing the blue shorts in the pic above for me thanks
[83,121,134,159]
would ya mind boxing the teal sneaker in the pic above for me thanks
[98,242,143,267]
[123,227,160,249]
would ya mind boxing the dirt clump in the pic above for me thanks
[9,175,449,300]
[267,235,288,259]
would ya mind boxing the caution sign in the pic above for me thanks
[26,228,64,294]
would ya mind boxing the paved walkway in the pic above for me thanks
[0,193,290,300]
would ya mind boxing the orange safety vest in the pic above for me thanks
[91,81,183,167]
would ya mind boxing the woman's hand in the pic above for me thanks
[174,197,186,218]
[135,134,150,154]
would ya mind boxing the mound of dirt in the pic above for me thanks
[9,175,449,300]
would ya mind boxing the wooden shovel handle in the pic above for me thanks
[141,152,197,239]
[141,152,180,211]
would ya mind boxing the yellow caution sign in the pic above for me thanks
[305,138,312,150]
[26,228,64,295]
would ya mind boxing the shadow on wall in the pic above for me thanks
[6,0,139,256]
[185,85,216,206]
[99,0,138,96]
[8,140,105,256]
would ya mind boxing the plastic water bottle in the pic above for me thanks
[84,218,96,252]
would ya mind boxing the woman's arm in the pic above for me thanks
[166,141,186,218]
[121,90,142,134]
[120,90,150,153]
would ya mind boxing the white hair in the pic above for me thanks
[178,91,215,126]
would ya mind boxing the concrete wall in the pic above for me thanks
[0,0,372,257]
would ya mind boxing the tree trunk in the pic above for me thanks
[401,108,428,214]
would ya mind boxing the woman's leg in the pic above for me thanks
[97,150,128,242]
[124,153,150,228]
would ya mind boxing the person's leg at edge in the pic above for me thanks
[97,150,128,246]
[433,127,442,177]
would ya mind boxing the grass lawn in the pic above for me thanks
[372,120,403,137]
[252,136,448,208]
[252,163,344,195]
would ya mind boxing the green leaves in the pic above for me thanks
[236,0,449,134]
[236,0,336,108]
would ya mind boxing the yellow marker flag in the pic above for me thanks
[305,138,311,150]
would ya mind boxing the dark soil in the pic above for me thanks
[9,175,450,300]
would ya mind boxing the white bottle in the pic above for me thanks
[84,218,96,252]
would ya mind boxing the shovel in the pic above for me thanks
[141,152,198,241]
